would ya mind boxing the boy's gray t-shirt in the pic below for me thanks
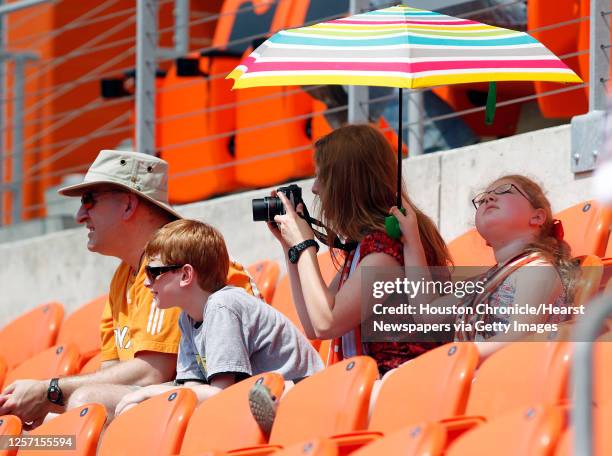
[176,286,323,382]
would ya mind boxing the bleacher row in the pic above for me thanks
[101,0,609,206]
[0,198,610,455]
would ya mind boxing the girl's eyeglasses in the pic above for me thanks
[472,183,530,210]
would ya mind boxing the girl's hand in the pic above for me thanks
[390,205,419,244]
[274,191,315,248]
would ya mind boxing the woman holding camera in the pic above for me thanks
[268,123,452,372]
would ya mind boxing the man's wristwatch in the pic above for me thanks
[288,239,319,264]
[47,378,64,406]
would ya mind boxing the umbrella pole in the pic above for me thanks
[397,88,403,209]
[384,87,405,240]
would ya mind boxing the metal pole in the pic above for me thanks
[572,293,612,456]
[397,88,403,208]
[408,90,424,156]
[589,0,609,112]
[174,0,189,56]
[136,0,157,155]
[348,0,369,124]
[12,57,25,223]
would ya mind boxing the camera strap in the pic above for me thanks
[298,206,358,252]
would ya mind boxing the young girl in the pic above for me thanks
[268,124,452,372]
[391,174,577,355]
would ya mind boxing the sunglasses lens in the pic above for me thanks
[145,266,159,282]
[81,193,94,209]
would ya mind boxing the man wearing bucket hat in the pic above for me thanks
[0,150,258,425]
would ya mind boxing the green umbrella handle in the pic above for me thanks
[385,208,406,240]
[485,81,497,125]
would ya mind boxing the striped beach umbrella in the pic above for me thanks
[228,4,582,236]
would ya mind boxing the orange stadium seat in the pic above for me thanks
[431,83,527,138]
[318,250,340,283]
[159,54,240,203]
[0,358,6,392]
[351,423,446,456]
[327,343,478,453]
[159,0,294,203]
[274,439,339,456]
[211,0,292,53]
[594,331,612,406]
[272,274,309,338]
[0,302,64,370]
[233,0,352,189]
[233,77,317,188]
[527,0,588,118]
[247,260,281,304]
[19,404,106,456]
[179,373,284,454]
[448,228,496,267]
[440,341,572,442]
[98,388,197,456]
[573,255,604,307]
[554,201,611,257]
[79,352,102,375]
[447,405,565,456]
[230,357,378,455]
[2,344,80,390]
[271,251,339,352]
[56,295,106,367]
[369,343,478,428]
[310,99,334,142]
[0,415,21,456]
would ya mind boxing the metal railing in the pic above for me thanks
[0,0,608,227]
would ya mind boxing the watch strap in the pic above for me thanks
[289,239,319,263]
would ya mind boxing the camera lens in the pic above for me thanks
[252,197,269,222]
[252,197,285,222]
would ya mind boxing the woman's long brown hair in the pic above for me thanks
[313,124,452,268]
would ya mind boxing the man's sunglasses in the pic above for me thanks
[80,190,123,210]
[145,264,182,282]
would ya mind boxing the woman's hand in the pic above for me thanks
[265,191,291,250]
[273,191,315,248]
[390,205,419,244]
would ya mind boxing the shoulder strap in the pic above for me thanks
[455,251,546,341]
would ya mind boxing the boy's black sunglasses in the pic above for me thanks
[145,264,182,282]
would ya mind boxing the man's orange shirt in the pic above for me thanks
[100,260,259,362]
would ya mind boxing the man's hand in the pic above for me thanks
[0,379,50,425]
[114,384,176,417]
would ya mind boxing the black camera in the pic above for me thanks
[252,184,303,222]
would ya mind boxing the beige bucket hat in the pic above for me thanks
[58,149,181,219]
